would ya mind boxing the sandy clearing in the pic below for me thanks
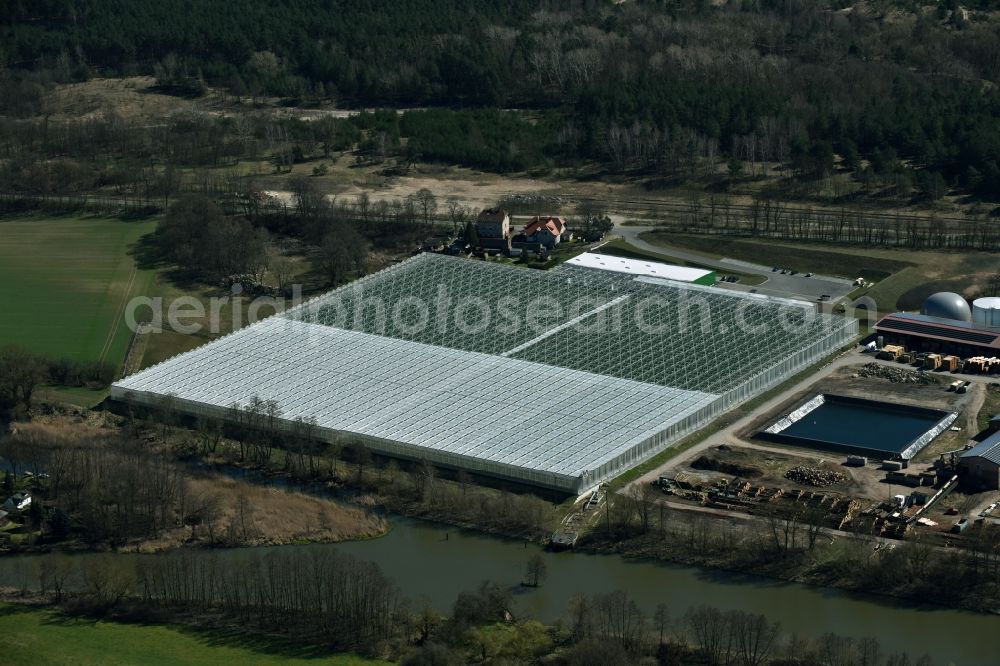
[48,77,196,121]
[267,172,562,210]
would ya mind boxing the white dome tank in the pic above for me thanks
[973,297,1000,329]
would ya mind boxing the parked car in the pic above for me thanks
[2,491,31,513]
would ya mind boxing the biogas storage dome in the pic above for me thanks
[921,292,972,322]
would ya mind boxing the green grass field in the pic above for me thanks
[33,385,111,409]
[0,215,157,365]
[0,604,390,666]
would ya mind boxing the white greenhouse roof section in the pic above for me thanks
[114,318,718,487]
[113,254,859,492]
[565,252,712,282]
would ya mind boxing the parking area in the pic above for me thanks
[613,224,855,302]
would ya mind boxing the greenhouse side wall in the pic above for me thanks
[109,386,585,494]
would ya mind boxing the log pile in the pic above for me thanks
[964,357,1000,374]
[784,465,847,487]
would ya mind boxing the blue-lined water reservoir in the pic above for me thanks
[761,394,957,459]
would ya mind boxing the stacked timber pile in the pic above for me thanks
[858,362,935,384]
[784,465,847,487]
[964,357,1000,374]
[838,500,863,529]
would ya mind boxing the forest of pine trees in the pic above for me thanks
[1,0,999,196]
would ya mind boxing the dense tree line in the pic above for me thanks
[400,109,556,172]
[0,429,189,547]
[0,345,115,415]
[0,346,43,415]
[136,548,401,649]
[651,195,1000,249]
[159,194,269,282]
[590,484,1000,614]
[401,583,936,665]
[2,1,1000,196]
[0,0,536,104]
[25,548,400,650]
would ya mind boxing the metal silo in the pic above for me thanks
[973,297,1000,329]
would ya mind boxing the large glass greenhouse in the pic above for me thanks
[113,253,858,493]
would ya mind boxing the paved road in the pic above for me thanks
[613,223,854,302]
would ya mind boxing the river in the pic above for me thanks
[338,517,997,665]
[0,514,996,664]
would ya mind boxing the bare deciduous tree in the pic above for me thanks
[523,553,547,587]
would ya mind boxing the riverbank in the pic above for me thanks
[137,471,388,552]
[279,448,1000,619]
[161,447,1000,618]
[577,519,1000,617]
[10,406,998,620]
[0,419,388,554]
[205,464,557,544]
[0,510,998,663]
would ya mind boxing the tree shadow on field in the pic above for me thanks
[33,603,352,661]
[128,232,206,290]
[171,623,348,661]
[130,230,170,271]
[39,610,103,628]
[0,603,39,618]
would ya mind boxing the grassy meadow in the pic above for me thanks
[0,603,389,666]
[0,215,157,364]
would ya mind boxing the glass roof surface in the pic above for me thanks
[116,253,857,488]
[288,253,620,355]
[116,318,718,478]
[287,254,850,393]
